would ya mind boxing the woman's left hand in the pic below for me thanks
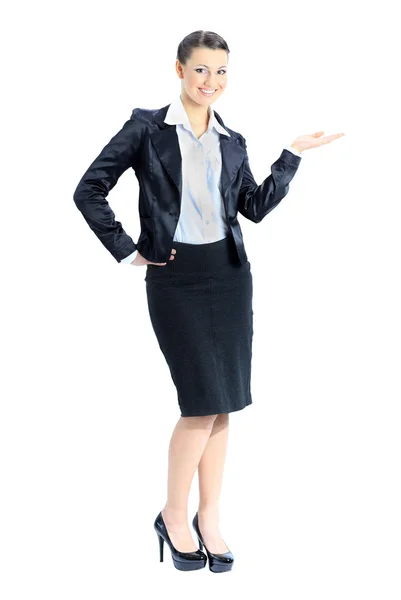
[290,131,345,154]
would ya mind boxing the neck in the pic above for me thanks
[180,91,210,126]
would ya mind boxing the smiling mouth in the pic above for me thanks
[198,88,217,96]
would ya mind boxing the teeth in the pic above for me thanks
[199,89,216,94]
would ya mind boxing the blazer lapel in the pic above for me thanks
[219,134,246,201]
[150,104,246,202]
[149,124,183,196]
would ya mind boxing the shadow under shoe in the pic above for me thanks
[192,512,234,573]
[154,511,207,571]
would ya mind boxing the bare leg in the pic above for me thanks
[197,412,230,554]
[161,414,218,551]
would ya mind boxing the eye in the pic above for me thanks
[195,68,227,75]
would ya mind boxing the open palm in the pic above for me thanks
[291,131,345,153]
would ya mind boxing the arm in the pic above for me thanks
[73,110,144,262]
[237,136,302,223]
[120,249,138,264]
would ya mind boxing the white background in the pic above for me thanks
[2,0,400,598]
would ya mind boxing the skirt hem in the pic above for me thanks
[180,398,253,418]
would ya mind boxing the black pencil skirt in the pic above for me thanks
[144,235,253,417]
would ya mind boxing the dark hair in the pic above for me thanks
[176,30,230,65]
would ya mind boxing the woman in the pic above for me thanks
[73,30,345,573]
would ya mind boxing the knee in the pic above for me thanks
[199,413,228,428]
[185,414,219,429]
[201,414,219,428]
[214,413,229,424]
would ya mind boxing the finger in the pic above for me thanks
[171,248,177,254]
[321,133,345,143]
[311,131,325,137]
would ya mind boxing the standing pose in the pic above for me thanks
[73,30,344,573]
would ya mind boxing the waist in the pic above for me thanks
[146,235,240,275]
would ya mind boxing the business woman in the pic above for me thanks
[73,30,345,573]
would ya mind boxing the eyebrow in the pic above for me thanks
[196,64,227,69]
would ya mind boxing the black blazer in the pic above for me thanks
[73,103,302,264]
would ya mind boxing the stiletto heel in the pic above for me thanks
[157,531,164,562]
[192,512,234,573]
[154,511,207,571]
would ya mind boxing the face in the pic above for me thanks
[176,47,228,106]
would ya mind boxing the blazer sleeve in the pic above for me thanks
[236,135,302,223]
[73,109,145,262]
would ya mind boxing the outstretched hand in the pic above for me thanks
[290,131,345,154]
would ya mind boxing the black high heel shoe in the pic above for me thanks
[192,512,234,573]
[154,511,207,571]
